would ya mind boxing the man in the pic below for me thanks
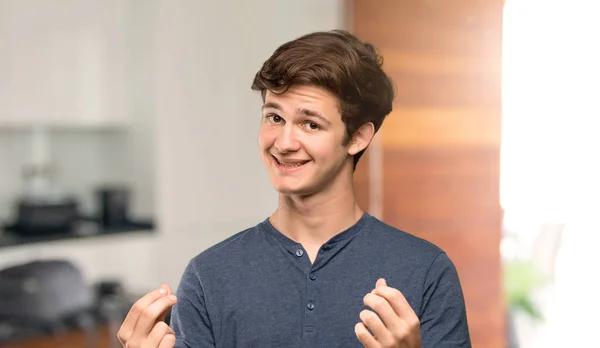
[117,30,471,348]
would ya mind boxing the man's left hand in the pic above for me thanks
[355,278,421,348]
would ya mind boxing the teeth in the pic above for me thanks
[279,162,304,167]
[277,159,306,167]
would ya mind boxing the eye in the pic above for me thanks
[304,121,320,131]
[267,114,283,123]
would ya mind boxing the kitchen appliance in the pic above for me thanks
[7,126,80,236]
[12,197,79,236]
[96,186,130,229]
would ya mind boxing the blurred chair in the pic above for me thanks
[0,260,98,347]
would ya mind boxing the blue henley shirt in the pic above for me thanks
[170,213,471,347]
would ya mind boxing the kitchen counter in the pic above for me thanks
[0,220,155,249]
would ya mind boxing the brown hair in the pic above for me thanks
[251,30,395,169]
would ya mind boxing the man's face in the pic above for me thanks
[258,84,353,196]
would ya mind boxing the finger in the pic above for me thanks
[372,285,417,323]
[141,321,175,348]
[376,278,387,288]
[157,284,173,322]
[363,292,402,333]
[158,283,175,321]
[118,285,170,343]
[355,322,380,348]
[130,295,178,344]
[359,309,392,344]
[158,333,177,348]
[162,283,173,296]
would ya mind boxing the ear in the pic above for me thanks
[347,122,375,156]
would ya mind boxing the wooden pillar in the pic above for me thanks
[352,1,505,347]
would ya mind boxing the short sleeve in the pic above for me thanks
[170,262,216,348]
[419,252,472,348]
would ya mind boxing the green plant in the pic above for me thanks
[503,260,548,321]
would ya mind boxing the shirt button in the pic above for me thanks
[307,302,315,310]
[309,273,316,281]
[295,249,304,257]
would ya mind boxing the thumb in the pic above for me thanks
[160,283,173,296]
[376,278,387,288]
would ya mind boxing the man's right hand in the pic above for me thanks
[117,284,178,348]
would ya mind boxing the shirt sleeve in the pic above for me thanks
[419,252,472,348]
[170,261,217,348]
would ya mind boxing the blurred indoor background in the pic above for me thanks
[0,1,597,347]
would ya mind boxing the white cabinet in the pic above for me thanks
[0,231,158,294]
[0,1,131,129]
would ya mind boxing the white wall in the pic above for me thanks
[0,0,157,293]
[154,0,347,290]
[0,0,156,221]
[0,0,346,295]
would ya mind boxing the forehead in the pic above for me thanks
[264,85,340,112]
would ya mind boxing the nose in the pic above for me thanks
[274,126,301,154]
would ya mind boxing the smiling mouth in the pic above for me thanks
[272,155,310,168]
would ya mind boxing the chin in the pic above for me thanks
[273,185,307,196]
[271,180,306,195]
[271,180,323,197]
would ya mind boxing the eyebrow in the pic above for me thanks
[262,102,332,125]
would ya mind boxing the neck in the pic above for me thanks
[270,170,364,246]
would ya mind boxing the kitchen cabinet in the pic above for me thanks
[0,229,158,293]
[0,1,131,129]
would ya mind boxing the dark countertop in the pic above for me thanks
[0,220,155,249]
